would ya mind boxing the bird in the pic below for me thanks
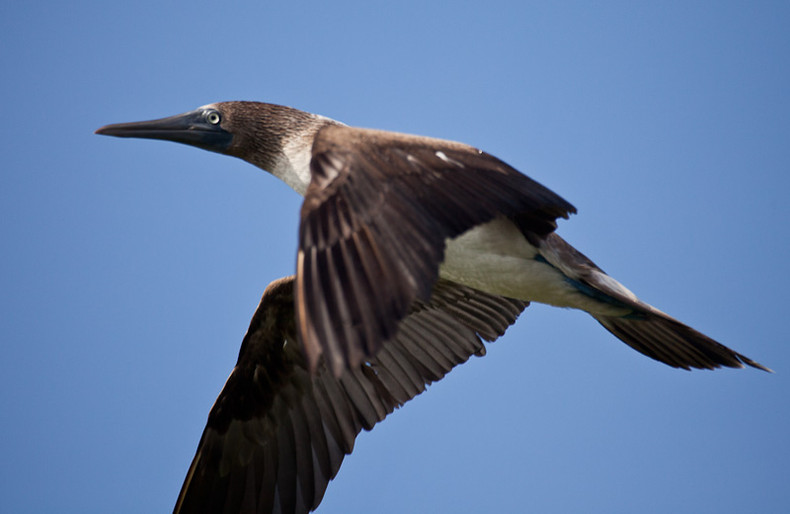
[95,101,768,376]
[172,275,527,513]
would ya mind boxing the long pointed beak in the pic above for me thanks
[95,110,232,153]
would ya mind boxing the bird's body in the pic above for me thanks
[255,105,615,312]
[251,105,636,316]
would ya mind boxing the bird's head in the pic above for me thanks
[95,103,237,154]
[95,101,323,175]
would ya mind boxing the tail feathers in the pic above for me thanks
[594,312,771,372]
[535,234,769,372]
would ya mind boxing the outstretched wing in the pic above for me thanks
[173,277,528,514]
[298,125,574,375]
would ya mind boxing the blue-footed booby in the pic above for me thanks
[96,101,768,376]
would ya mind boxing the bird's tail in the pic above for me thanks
[592,309,771,372]
[535,233,770,372]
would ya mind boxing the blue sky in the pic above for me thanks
[2,2,788,512]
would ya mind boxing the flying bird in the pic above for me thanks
[173,276,526,513]
[96,101,768,375]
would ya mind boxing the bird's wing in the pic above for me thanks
[173,277,528,514]
[298,124,574,375]
[538,234,770,371]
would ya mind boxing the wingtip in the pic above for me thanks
[741,357,773,373]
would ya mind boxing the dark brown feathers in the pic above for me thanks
[298,125,574,376]
[173,277,527,514]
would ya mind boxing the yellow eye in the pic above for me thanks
[206,111,221,125]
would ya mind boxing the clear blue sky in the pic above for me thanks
[2,2,788,513]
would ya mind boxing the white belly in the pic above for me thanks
[439,217,629,316]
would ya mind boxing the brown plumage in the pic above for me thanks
[298,124,575,374]
[173,277,527,514]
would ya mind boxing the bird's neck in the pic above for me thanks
[239,104,340,196]
[268,130,318,196]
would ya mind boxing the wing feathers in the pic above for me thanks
[299,125,572,375]
[174,277,527,513]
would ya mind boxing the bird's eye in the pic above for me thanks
[205,111,221,125]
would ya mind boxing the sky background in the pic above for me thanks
[2,2,789,513]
